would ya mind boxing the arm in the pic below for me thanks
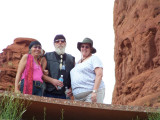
[41,57,47,70]
[41,57,49,75]
[41,57,63,89]
[67,58,75,97]
[14,54,28,93]
[91,67,103,102]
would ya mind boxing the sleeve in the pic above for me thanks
[92,56,103,70]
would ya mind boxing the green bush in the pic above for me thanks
[148,112,160,120]
[133,111,160,120]
[0,93,29,120]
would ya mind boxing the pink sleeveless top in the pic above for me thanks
[21,58,43,83]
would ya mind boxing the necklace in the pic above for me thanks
[81,54,91,63]
[59,55,63,70]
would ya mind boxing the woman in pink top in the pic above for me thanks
[15,40,43,96]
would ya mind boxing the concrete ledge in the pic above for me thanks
[0,90,158,120]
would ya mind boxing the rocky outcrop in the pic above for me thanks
[112,0,160,107]
[0,38,36,90]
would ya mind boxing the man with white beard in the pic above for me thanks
[42,34,75,99]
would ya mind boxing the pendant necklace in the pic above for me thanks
[59,55,63,70]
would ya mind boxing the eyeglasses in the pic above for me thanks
[81,45,90,49]
[33,46,42,49]
[54,39,66,43]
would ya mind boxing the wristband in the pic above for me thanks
[92,90,97,93]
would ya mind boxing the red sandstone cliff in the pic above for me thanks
[112,0,160,107]
[0,38,36,90]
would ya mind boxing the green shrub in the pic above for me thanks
[133,111,160,120]
[60,109,64,120]
[148,112,160,120]
[0,93,30,120]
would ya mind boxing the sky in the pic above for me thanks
[0,0,115,104]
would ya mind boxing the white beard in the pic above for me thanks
[55,45,66,55]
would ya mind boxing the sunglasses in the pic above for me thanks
[81,45,90,49]
[54,39,66,43]
[33,45,42,49]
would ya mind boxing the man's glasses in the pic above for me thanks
[33,45,42,49]
[81,45,90,49]
[54,39,66,43]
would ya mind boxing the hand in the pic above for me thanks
[43,70,49,75]
[51,78,64,90]
[91,92,97,103]
[67,88,73,97]
[14,89,21,94]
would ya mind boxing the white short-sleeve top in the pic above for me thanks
[70,55,105,95]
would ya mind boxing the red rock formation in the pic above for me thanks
[112,0,160,107]
[0,38,36,90]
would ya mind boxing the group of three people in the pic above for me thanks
[14,34,105,103]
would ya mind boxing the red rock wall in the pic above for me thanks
[112,0,160,107]
[0,38,36,90]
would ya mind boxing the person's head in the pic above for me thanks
[54,34,66,55]
[77,38,96,57]
[29,40,42,57]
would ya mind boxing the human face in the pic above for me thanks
[80,43,92,57]
[30,45,42,57]
[54,39,66,55]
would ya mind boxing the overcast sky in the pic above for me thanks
[0,0,115,104]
